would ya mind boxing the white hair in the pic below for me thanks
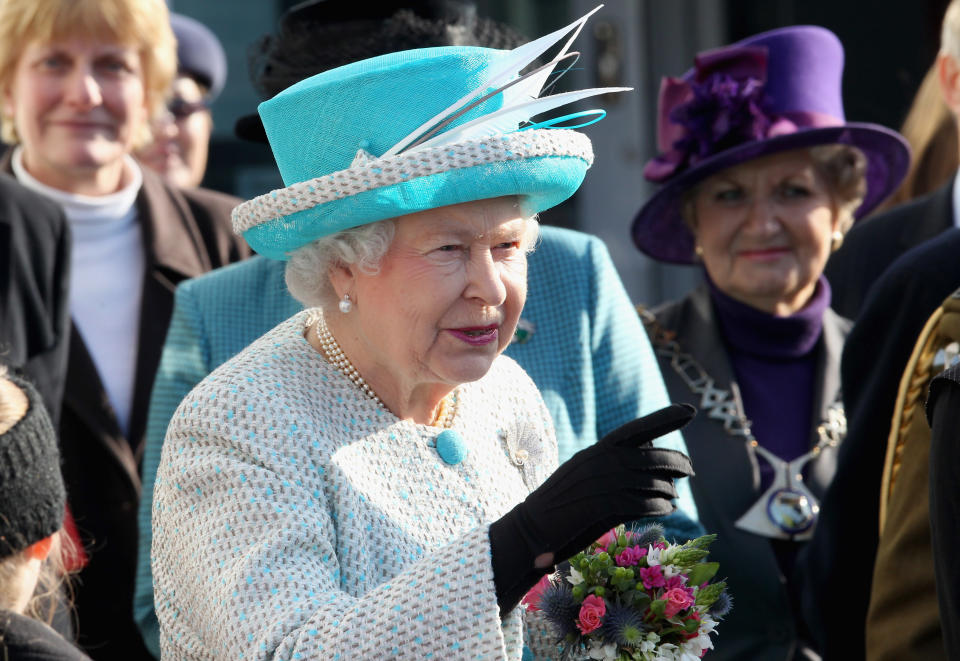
[286,220,396,309]
[285,209,541,310]
[943,0,960,60]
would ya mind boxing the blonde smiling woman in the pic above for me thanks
[0,1,247,656]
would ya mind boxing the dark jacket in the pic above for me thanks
[4,156,250,660]
[645,285,848,661]
[825,181,954,319]
[862,288,960,661]
[0,611,91,661]
[801,220,960,660]
[0,173,70,422]
[927,361,960,661]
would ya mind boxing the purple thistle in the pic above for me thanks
[538,582,580,638]
[628,523,664,549]
[708,590,733,619]
[600,602,648,647]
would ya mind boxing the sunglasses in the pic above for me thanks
[167,97,209,120]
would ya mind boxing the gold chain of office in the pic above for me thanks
[636,306,846,454]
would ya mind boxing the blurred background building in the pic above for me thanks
[172,0,947,304]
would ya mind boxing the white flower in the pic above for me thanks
[567,567,584,585]
[586,639,618,661]
[662,564,683,579]
[647,545,663,566]
[682,632,714,659]
[654,642,679,659]
[698,613,718,634]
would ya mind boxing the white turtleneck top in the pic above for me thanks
[13,148,145,435]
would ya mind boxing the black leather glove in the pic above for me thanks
[489,403,696,612]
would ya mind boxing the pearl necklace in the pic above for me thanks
[314,314,458,428]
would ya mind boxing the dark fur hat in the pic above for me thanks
[236,0,526,142]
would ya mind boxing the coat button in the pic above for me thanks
[436,430,467,465]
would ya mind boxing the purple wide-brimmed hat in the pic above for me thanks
[631,25,910,264]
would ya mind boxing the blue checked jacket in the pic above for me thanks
[134,226,701,656]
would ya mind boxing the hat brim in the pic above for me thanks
[238,131,591,259]
[235,113,268,144]
[631,123,911,264]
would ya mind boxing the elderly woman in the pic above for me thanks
[631,27,909,661]
[0,1,247,657]
[151,16,694,661]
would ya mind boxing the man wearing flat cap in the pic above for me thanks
[136,13,227,189]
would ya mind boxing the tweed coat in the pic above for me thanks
[825,181,953,319]
[3,151,251,660]
[152,311,558,660]
[0,172,70,422]
[133,225,701,656]
[645,285,849,661]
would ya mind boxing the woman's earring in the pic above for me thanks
[338,294,353,314]
[694,245,704,258]
[831,230,844,252]
[1,111,18,143]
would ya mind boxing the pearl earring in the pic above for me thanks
[338,294,353,314]
[831,230,844,252]
[694,245,704,258]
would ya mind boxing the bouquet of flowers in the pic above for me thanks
[523,524,731,661]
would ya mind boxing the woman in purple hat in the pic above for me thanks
[632,26,909,661]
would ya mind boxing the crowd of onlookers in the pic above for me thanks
[3,0,960,660]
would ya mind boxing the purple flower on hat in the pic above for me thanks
[644,45,798,183]
[632,25,911,264]
[671,74,770,160]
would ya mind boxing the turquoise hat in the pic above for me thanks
[232,9,624,259]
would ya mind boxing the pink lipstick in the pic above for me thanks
[447,325,499,346]
[738,247,789,262]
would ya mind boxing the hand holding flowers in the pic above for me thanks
[523,524,731,661]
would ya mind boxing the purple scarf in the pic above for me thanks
[707,274,831,489]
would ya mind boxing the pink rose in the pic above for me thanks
[639,565,666,590]
[521,574,552,611]
[665,574,688,590]
[577,594,607,634]
[663,587,695,618]
[596,529,619,551]
[615,545,647,567]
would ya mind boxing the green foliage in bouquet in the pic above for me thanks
[525,524,731,661]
